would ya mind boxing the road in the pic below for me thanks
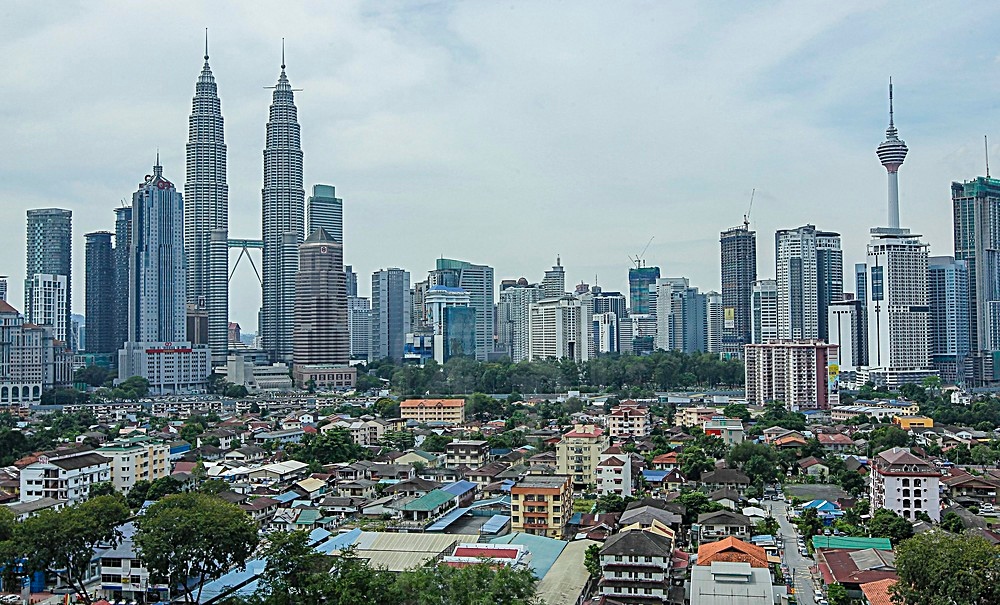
[767,500,818,605]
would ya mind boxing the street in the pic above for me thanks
[767,500,818,605]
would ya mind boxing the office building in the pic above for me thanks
[113,207,133,352]
[119,162,211,393]
[347,296,371,359]
[774,225,842,341]
[498,279,542,362]
[439,305,477,362]
[870,448,940,522]
[85,232,115,354]
[952,177,1000,383]
[371,268,411,361]
[656,278,710,353]
[751,279,778,344]
[26,274,67,345]
[292,229,349,387]
[306,184,343,243]
[828,300,864,372]
[528,296,592,362]
[345,265,358,297]
[24,208,72,348]
[744,340,839,411]
[429,258,494,361]
[261,56,305,363]
[593,312,619,354]
[628,265,660,314]
[927,256,970,384]
[720,224,756,358]
[541,257,566,298]
[854,263,870,366]
[184,41,229,364]
[592,289,628,320]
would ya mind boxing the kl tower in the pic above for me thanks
[876,80,909,229]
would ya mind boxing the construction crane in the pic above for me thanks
[743,188,755,230]
[628,236,655,269]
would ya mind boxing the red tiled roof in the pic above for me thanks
[652,453,678,463]
[453,546,520,559]
[860,578,897,605]
[818,433,854,445]
[696,536,768,568]
[565,425,604,438]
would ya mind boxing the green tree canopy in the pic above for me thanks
[868,508,913,544]
[892,531,1000,605]
[135,492,259,604]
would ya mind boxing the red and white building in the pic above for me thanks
[744,339,840,411]
[606,401,652,438]
[869,447,941,522]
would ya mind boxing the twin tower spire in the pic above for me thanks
[185,31,303,365]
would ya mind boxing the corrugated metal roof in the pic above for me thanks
[490,532,567,579]
[425,507,471,532]
[481,515,510,535]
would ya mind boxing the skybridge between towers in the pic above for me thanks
[228,238,263,284]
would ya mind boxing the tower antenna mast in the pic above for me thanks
[986,135,991,179]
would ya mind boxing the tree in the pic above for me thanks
[74,364,114,388]
[678,445,714,481]
[421,433,453,452]
[826,583,849,605]
[892,531,1000,605]
[20,495,130,605]
[373,397,400,419]
[723,403,751,421]
[288,429,369,465]
[117,375,151,399]
[868,508,913,544]
[146,476,184,501]
[135,492,259,604]
[381,430,416,451]
[940,510,965,533]
[393,560,541,605]
[584,543,602,578]
[595,493,626,513]
[676,490,723,525]
[796,508,823,540]
[225,384,250,398]
[89,481,117,498]
[755,517,779,536]
[0,506,20,592]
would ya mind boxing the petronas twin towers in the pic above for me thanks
[185,37,303,364]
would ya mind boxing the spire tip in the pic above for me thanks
[204,28,209,61]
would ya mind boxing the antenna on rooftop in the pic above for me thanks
[986,135,991,179]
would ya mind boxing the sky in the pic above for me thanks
[2,1,1000,333]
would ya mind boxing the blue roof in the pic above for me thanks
[442,480,477,496]
[425,506,472,531]
[802,499,838,511]
[568,512,583,525]
[314,528,363,554]
[197,558,267,603]
[490,532,567,579]
[273,491,299,503]
[643,470,669,481]
[481,515,510,535]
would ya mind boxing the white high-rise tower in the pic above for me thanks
[185,32,229,364]
[261,44,305,363]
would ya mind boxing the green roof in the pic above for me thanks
[294,509,321,525]
[810,536,892,551]
[400,489,456,512]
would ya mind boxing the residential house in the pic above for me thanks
[650,452,679,471]
[798,456,830,478]
[702,417,745,446]
[597,527,675,605]
[818,432,855,452]
[942,470,999,505]
[696,536,768,568]
[606,402,652,438]
[253,428,305,446]
[696,510,752,544]
[18,448,112,505]
[393,450,440,468]
[699,468,751,494]
[223,445,267,464]
[390,488,458,522]
[596,446,634,498]
[446,440,490,469]
[690,562,772,605]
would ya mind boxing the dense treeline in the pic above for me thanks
[0,410,98,466]
[361,350,743,397]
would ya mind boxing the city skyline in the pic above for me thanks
[3,3,1000,332]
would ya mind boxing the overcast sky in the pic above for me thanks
[2,1,999,332]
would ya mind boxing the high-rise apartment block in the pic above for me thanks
[927,256,970,384]
[85,232,115,355]
[720,224,756,358]
[528,296,592,362]
[28,274,68,345]
[113,207,133,352]
[541,258,566,298]
[261,59,305,363]
[827,299,864,372]
[751,279,778,344]
[774,225,842,341]
[345,265,358,297]
[371,268,411,361]
[744,340,839,411]
[429,258,494,361]
[348,296,371,360]
[306,184,343,244]
[499,280,542,363]
[0,277,7,301]
[184,43,229,364]
[24,208,72,348]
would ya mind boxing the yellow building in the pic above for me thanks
[97,437,170,494]
[893,415,934,430]
[510,475,573,539]
[556,424,610,489]
[400,398,466,425]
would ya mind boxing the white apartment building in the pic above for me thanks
[703,416,745,445]
[528,296,592,362]
[19,449,112,505]
[595,446,634,498]
[118,341,211,395]
[28,273,68,344]
[97,438,170,494]
[593,312,619,354]
[869,447,941,522]
[751,279,778,344]
[744,340,839,411]
[606,402,651,438]
[828,300,863,371]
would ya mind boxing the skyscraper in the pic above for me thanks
[751,279,778,344]
[927,256,970,384]
[774,225,842,340]
[293,229,349,384]
[951,177,1000,357]
[184,37,229,364]
[542,257,566,298]
[27,274,67,344]
[113,206,133,352]
[307,184,343,243]
[261,51,305,363]
[24,208,72,347]
[499,279,543,363]
[528,296,591,362]
[348,295,371,360]
[371,268,411,361]
[345,265,358,297]
[628,265,660,314]
[429,258,495,361]
[854,262,869,366]
[84,232,115,354]
[127,161,186,343]
[0,277,6,301]
[828,300,863,371]
[720,223,756,358]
